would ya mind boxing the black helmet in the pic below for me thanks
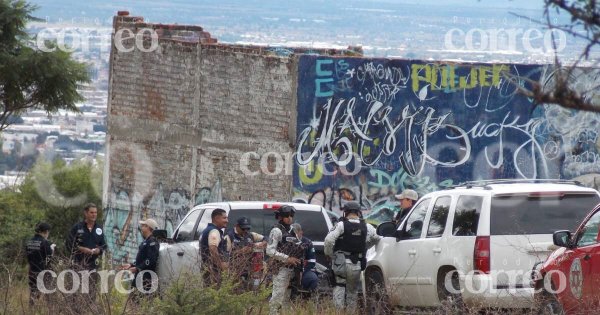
[35,222,51,233]
[275,205,296,218]
[342,201,362,215]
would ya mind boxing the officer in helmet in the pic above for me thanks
[266,205,303,315]
[324,201,381,312]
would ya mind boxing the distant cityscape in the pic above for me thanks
[1,0,597,188]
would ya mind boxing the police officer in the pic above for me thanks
[223,217,266,287]
[66,203,107,269]
[394,189,418,224]
[26,222,55,304]
[290,223,319,292]
[324,201,381,312]
[65,203,106,298]
[121,218,160,294]
[266,205,303,315]
[199,208,228,286]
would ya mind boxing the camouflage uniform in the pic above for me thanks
[325,217,380,313]
[266,223,303,315]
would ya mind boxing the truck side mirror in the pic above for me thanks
[376,221,397,237]
[153,229,169,242]
[553,230,572,248]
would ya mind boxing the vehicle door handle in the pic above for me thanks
[584,254,591,261]
[433,248,442,254]
[177,251,184,257]
[408,249,417,256]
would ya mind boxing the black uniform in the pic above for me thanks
[226,229,255,269]
[66,221,107,269]
[394,205,414,224]
[25,234,53,301]
[131,235,160,292]
[227,229,255,251]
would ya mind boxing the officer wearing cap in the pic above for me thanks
[26,222,55,304]
[121,218,160,294]
[394,189,419,224]
[266,205,303,315]
[224,217,267,287]
[324,201,381,312]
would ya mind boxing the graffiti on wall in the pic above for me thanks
[294,56,600,216]
[104,180,223,263]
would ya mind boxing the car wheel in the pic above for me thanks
[537,291,565,315]
[437,269,465,314]
[365,269,392,315]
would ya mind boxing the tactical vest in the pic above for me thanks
[26,234,51,272]
[334,220,367,255]
[228,229,254,251]
[200,224,226,263]
[275,223,304,259]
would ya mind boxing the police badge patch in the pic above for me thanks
[96,228,103,235]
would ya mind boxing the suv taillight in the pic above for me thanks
[474,236,490,274]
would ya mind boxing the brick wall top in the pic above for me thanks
[112,12,363,57]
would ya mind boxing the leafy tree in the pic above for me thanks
[0,0,90,132]
[25,158,102,255]
[0,158,102,266]
[517,0,600,113]
[0,188,43,265]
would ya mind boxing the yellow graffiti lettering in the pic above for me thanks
[479,65,492,87]
[362,145,371,157]
[492,64,508,88]
[411,63,508,93]
[458,66,477,89]
[411,64,431,93]
[299,161,323,185]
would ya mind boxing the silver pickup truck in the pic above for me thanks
[155,201,334,289]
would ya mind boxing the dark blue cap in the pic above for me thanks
[237,217,251,229]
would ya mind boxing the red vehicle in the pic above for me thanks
[534,204,600,315]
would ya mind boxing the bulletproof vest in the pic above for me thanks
[200,224,226,262]
[228,229,254,250]
[26,234,50,272]
[334,220,368,254]
[275,223,304,259]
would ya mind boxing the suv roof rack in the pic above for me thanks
[452,178,582,189]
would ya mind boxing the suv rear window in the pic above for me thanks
[226,209,329,242]
[490,193,600,235]
[453,195,483,236]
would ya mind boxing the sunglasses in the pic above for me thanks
[280,213,294,218]
[241,227,251,231]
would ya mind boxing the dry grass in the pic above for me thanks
[0,259,579,315]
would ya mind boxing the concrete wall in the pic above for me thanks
[103,13,356,262]
[293,56,600,216]
[104,12,600,262]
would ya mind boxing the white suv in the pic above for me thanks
[363,180,600,311]
[155,201,333,289]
